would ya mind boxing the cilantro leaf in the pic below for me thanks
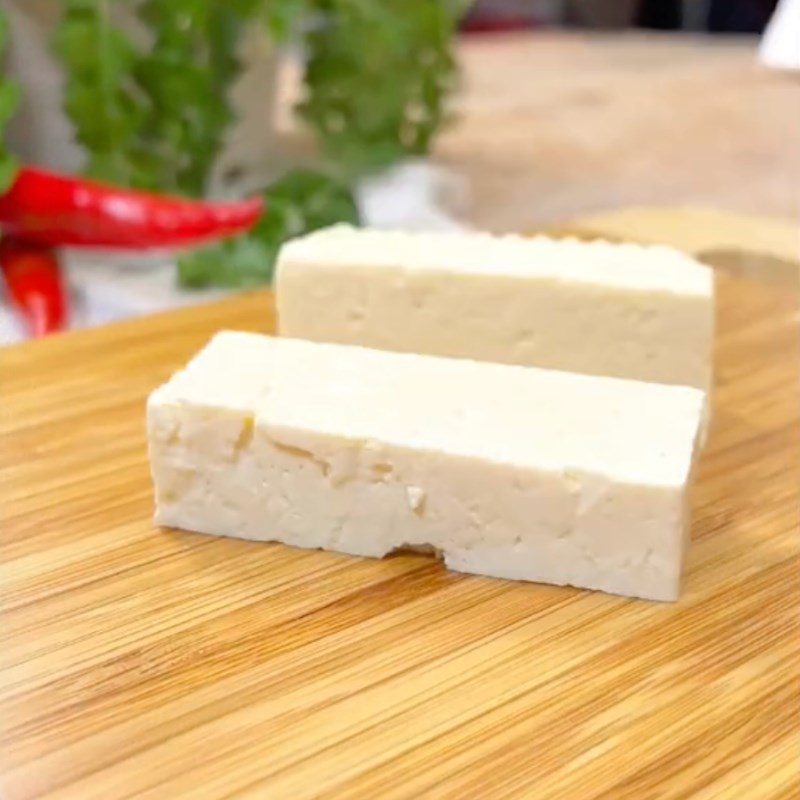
[56,1,466,193]
[297,0,464,177]
[0,7,20,192]
[54,1,144,188]
[56,0,253,196]
[132,0,249,196]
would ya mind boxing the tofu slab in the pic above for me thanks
[148,332,706,601]
[276,225,715,397]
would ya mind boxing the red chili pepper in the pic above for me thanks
[0,167,263,250]
[0,237,67,337]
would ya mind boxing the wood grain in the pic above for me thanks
[2,214,799,800]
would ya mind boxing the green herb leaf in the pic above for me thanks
[56,0,465,193]
[262,0,306,41]
[132,0,248,196]
[178,168,358,288]
[297,0,464,177]
[0,6,20,192]
[56,0,252,196]
[54,1,145,187]
[177,235,275,289]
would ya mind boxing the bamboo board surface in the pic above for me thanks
[2,210,799,799]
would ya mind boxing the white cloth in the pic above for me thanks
[760,0,800,71]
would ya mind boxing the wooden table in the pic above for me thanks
[438,32,800,231]
[2,212,798,799]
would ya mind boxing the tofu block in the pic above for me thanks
[148,332,706,601]
[276,225,715,396]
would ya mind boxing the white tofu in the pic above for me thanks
[276,225,715,396]
[148,332,706,601]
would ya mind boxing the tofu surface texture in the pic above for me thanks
[148,332,706,601]
[276,225,714,396]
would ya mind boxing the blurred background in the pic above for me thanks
[0,0,796,341]
[464,0,779,30]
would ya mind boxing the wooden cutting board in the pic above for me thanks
[2,210,798,800]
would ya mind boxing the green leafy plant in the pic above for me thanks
[0,8,20,192]
[298,0,461,177]
[53,0,467,286]
[54,0,250,194]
